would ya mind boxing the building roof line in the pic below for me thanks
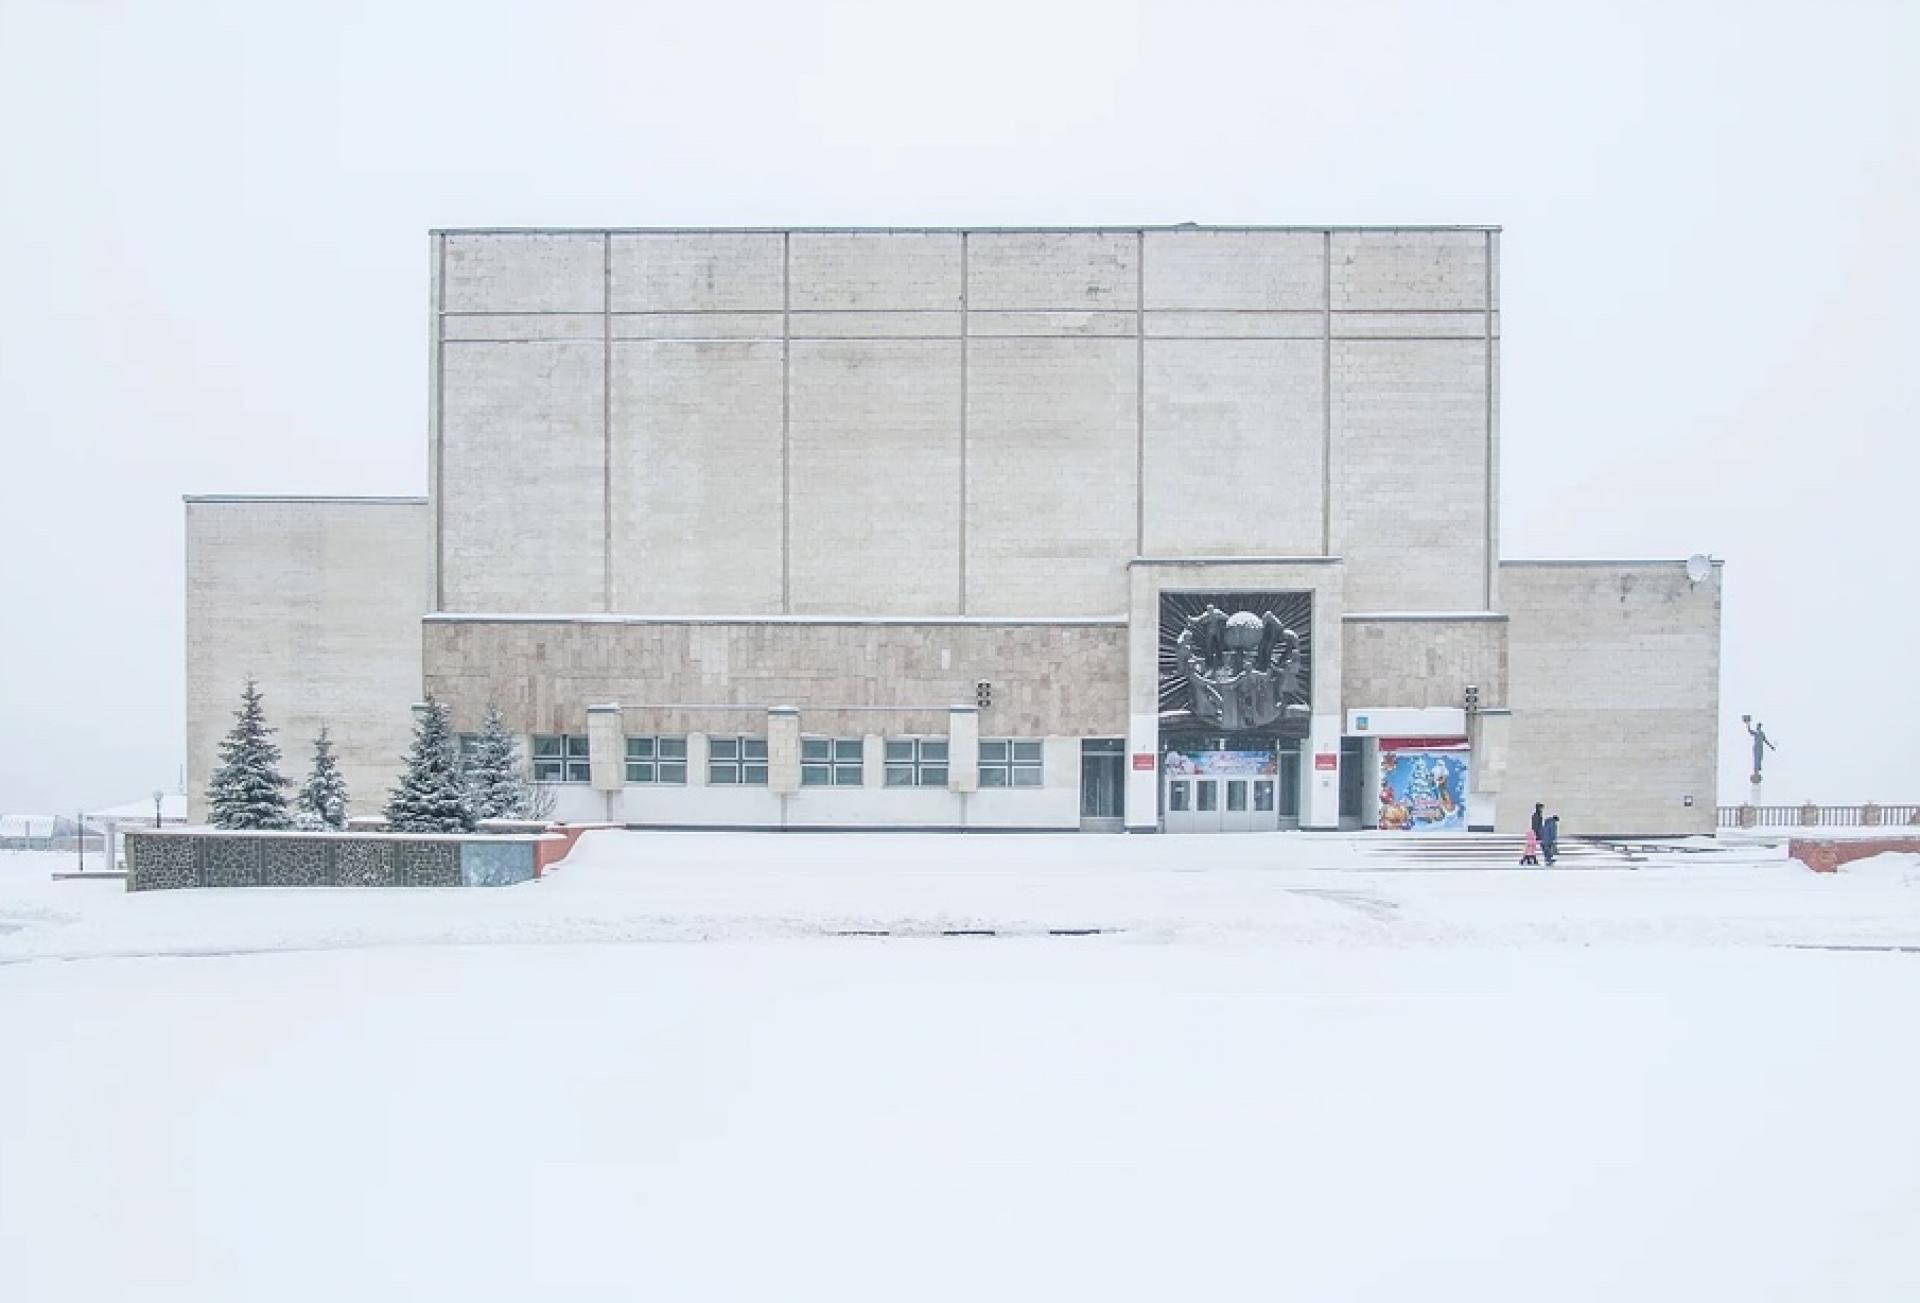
[424,612,1127,627]
[183,495,429,505]
[430,224,1503,237]
[1501,557,1723,568]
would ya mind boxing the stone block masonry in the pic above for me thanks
[124,830,558,891]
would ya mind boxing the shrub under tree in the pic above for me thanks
[207,677,293,830]
[295,726,350,830]
[465,705,532,820]
[385,698,476,833]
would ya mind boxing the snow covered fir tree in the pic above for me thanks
[385,698,476,833]
[294,727,350,831]
[464,705,532,820]
[207,677,293,830]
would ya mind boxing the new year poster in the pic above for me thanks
[1377,749,1470,832]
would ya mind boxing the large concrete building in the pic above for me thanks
[186,226,1722,835]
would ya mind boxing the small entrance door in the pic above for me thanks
[1339,736,1367,830]
[1221,778,1254,831]
[1080,738,1124,831]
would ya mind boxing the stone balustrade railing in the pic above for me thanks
[1716,803,1920,830]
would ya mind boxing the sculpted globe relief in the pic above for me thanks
[1173,603,1308,733]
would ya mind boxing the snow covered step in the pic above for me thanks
[1351,836,1647,871]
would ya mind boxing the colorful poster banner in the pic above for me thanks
[1378,748,1470,832]
[1165,750,1277,777]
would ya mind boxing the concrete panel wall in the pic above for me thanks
[422,618,1126,740]
[1499,562,1721,836]
[1342,616,1509,710]
[1331,338,1488,610]
[431,227,1498,622]
[789,232,962,311]
[1142,339,1325,555]
[440,340,605,611]
[1331,230,1490,311]
[966,337,1135,615]
[968,232,1137,310]
[788,339,962,613]
[443,233,604,313]
[610,233,783,312]
[185,499,429,822]
[1143,230,1325,310]
[609,340,783,612]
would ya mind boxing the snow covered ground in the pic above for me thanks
[4,834,1920,1301]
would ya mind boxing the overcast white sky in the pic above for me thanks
[1,0,1914,814]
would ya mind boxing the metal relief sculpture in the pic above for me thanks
[1159,592,1312,736]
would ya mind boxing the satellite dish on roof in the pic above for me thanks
[1685,554,1712,584]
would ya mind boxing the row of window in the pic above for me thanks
[509,733,1046,787]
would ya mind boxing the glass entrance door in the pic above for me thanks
[1080,738,1124,830]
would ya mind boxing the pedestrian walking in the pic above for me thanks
[1543,813,1560,867]
[1520,827,1541,867]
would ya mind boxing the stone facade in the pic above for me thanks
[422,616,1127,740]
[178,226,1722,836]
[185,497,430,822]
[1499,561,1722,836]
[1342,615,1509,712]
[429,227,1499,619]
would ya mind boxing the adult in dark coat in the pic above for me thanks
[1542,813,1560,866]
[1531,803,1545,843]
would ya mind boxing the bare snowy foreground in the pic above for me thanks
[4,834,1920,1302]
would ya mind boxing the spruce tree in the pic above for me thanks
[207,677,293,830]
[465,705,531,820]
[385,698,476,833]
[295,727,351,830]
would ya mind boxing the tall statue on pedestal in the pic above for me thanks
[1743,714,1775,805]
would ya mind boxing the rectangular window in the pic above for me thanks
[885,737,948,788]
[625,735,688,785]
[801,737,863,787]
[709,735,769,786]
[1227,780,1248,812]
[1169,780,1190,812]
[532,734,592,784]
[1196,781,1218,812]
[978,738,1044,789]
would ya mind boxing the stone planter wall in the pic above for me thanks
[124,829,560,891]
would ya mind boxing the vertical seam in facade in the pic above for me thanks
[958,232,969,614]
[433,233,446,612]
[1484,229,1494,609]
[1321,229,1332,557]
[781,233,792,614]
[603,232,613,613]
[1135,230,1146,553]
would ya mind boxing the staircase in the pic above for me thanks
[1348,834,1651,871]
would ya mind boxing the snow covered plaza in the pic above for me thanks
[185,227,1721,837]
[6,833,1920,1301]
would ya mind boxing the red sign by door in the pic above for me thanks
[1314,753,1338,771]
[1132,753,1156,771]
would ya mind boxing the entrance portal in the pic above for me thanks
[1161,739,1300,832]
